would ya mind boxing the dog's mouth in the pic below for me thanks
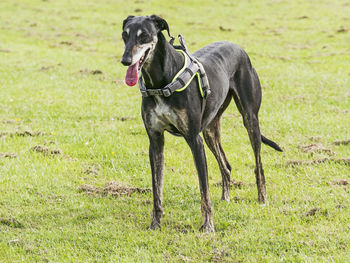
[138,48,150,70]
[125,48,151,87]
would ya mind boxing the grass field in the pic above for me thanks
[0,0,349,262]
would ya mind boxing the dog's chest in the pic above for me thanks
[149,97,188,134]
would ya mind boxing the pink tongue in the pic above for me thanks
[125,61,139,86]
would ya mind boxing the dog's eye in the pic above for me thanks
[139,32,150,43]
[122,31,128,40]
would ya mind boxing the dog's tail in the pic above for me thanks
[261,135,283,152]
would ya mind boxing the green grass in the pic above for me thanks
[0,0,349,262]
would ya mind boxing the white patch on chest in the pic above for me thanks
[149,97,173,128]
[154,98,172,117]
[148,97,188,134]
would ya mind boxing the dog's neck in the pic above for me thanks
[141,33,184,90]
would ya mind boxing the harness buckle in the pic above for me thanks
[162,88,172,97]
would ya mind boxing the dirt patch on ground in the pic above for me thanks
[213,179,252,189]
[287,158,350,166]
[0,49,12,53]
[0,130,45,138]
[44,140,56,145]
[2,120,21,124]
[60,41,73,46]
[78,181,151,197]
[337,26,348,33]
[305,208,320,216]
[331,179,349,186]
[333,140,350,146]
[40,65,53,71]
[17,131,45,137]
[0,217,24,228]
[103,182,151,196]
[219,26,232,32]
[79,69,103,75]
[31,145,62,156]
[83,165,99,175]
[297,15,309,19]
[286,160,307,166]
[112,116,136,122]
[0,153,17,158]
[299,144,334,155]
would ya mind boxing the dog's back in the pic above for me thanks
[193,41,251,78]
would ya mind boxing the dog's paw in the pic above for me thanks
[221,194,230,202]
[199,223,215,233]
[258,194,268,204]
[149,219,161,230]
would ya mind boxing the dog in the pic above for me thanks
[121,15,282,232]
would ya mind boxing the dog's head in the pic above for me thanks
[121,15,170,86]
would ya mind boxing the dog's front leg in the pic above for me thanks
[186,134,214,232]
[148,131,165,230]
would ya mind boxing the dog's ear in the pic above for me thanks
[150,15,170,33]
[122,15,135,30]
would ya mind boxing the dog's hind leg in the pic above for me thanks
[203,119,231,201]
[203,95,232,201]
[243,113,266,203]
[147,131,165,229]
[231,66,267,203]
[185,134,214,232]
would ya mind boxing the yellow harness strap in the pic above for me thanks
[173,49,205,97]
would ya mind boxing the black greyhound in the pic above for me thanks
[121,15,282,232]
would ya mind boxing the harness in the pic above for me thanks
[138,35,211,99]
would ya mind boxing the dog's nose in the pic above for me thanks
[121,56,132,66]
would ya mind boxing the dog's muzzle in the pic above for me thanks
[121,55,132,66]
